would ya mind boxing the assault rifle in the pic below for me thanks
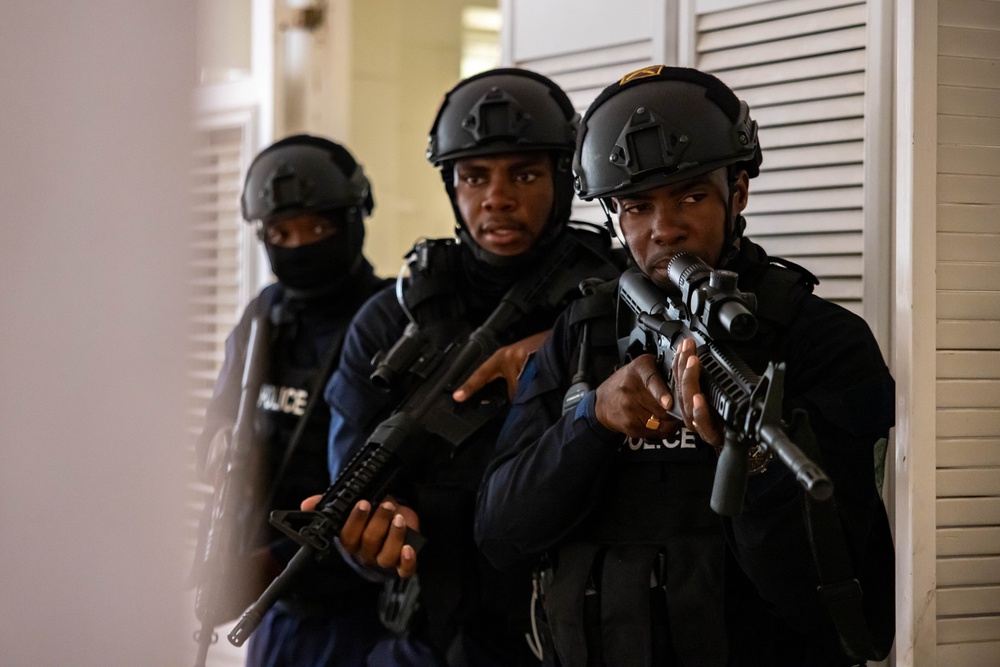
[228,233,617,646]
[618,255,832,517]
[192,317,270,667]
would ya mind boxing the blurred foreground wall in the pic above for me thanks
[0,3,195,665]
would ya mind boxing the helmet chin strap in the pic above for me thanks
[719,167,745,268]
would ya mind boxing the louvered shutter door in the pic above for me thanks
[935,1,1000,663]
[693,0,876,319]
[519,42,657,225]
[187,115,258,667]
[506,0,663,226]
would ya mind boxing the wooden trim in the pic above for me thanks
[894,0,940,664]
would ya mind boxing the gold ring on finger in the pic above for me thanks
[645,415,660,429]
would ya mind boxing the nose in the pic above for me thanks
[283,227,306,248]
[482,176,516,211]
[649,210,684,247]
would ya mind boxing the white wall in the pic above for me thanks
[0,3,194,665]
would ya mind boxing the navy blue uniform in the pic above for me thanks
[325,228,623,666]
[197,261,391,667]
[476,238,895,666]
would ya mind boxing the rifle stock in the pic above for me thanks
[619,260,832,517]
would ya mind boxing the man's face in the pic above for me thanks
[613,168,749,288]
[261,212,339,248]
[453,151,554,257]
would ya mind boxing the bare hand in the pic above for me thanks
[452,330,550,402]
[307,494,419,578]
[594,354,680,438]
[672,338,724,449]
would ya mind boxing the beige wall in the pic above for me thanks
[348,0,493,276]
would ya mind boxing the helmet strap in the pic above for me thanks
[719,166,745,268]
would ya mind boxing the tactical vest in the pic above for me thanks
[374,229,624,659]
[540,257,816,667]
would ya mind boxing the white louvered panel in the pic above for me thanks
[697,0,862,31]
[752,95,865,127]
[939,351,1000,379]
[753,164,863,192]
[937,641,1000,667]
[695,1,874,313]
[937,585,1000,615]
[698,5,865,53]
[760,119,864,149]
[746,209,861,234]
[938,203,1000,233]
[753,232,861,257]
[708,51,866,90]
[938,262,1000,291]
[937,408,1000,438]
[940,0,1000,31]
[938,499,1000,532]
[548,60,653,97]
[739,73,865,109]
[748,187,863,213]
[940,616,1000,646]
[519,40,651,79]
[938,438,1000,467]
[937,291,1000,320]
[939,26,1000,62]
[187,114,255,667]
[938,232,1000,263]
[938,554,1000,585]
[939,145,1000,176]
[940,55,1000,89]
[938,321,1000,349]
[937,380,1000,408]
[936,468,1000,498]
[698,23,865,71]
[189,126,245,419]
[700,26,866,72]
[937,526,1000,556]
[518,40,654,117]
[939,115,1000,147]
[751,255,862,280]
[939,174,1000,205]
[763,141,863,170]
[938,86,1000,120]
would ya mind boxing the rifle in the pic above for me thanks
[228,233,617,646]
[618,255,832,517]
[192,316,270,667]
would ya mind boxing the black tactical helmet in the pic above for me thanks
[427,68,578,165]
[427,68,580,265]
[241,135,374,294]
[241,134,374,223]
[574,66,761,263]
[574,66,760,201]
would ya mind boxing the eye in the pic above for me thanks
[514,171,539,184]
[264,227,286,244]
[457,171,484,186]
[312,220,335,236]
[620,201,651,215]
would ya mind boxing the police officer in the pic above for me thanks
[476,66,895,666]
[196,134,390,666]
[323,68,623,665]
